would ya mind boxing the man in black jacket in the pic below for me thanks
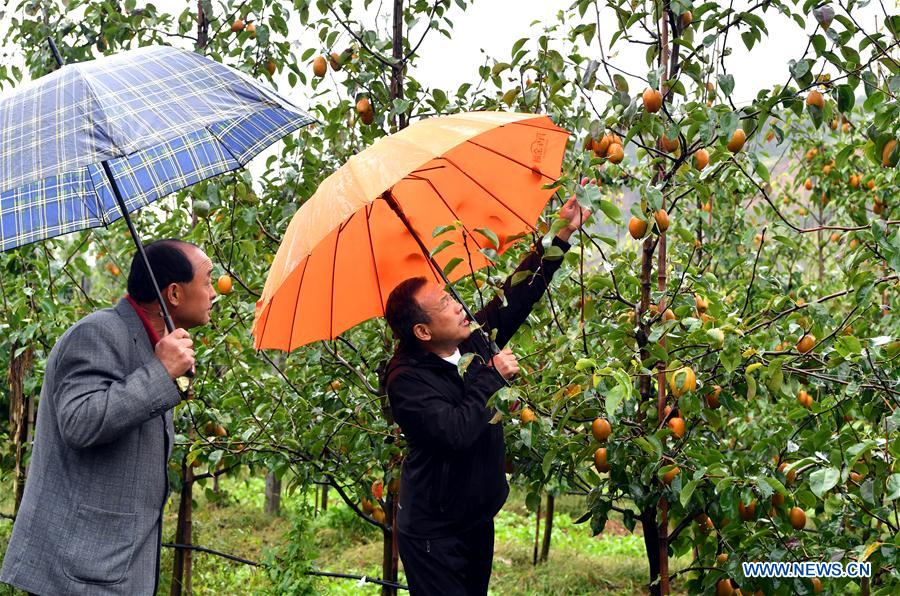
[383,196,591,595]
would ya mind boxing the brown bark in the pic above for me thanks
[265,470,282,516]
[195,0,209,51]
[378,4,406,592]
[381,489,399,596]
[641,506,662,596]
[171,462,194,596]
[532,497,542,566]
[390,0,407,129]
[657,4,674,592]
[9,343,34,514]
[539,494,555,563]
[817,201,825,282]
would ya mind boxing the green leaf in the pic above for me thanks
[597,199,621,224]
[605,383,626,420]
[255,24,270,45]
[432,223,457,237]
[582,60,600,88]
[809,467,840,498]
[429,239,454,257]
[581,23,597,45]
[575,358,596,371]
[836,85,855,112]
[835,335,862,359]
[741,31,756,51]
[755,477,774,499]
[890,76,900,95]
[542,449,555,477]
[745,373,757,401]
[479,247,499,262]
[717,74,735,97]
[680,479,699,508]
[763,476,788,495]
[500,88,520,107]
[543,246,564,260]
[511,37,528,55]
[510,270,532,287]
[886,474,900,500]
[442,257,463,277]
[790,59,810,80]
[753,159,770,183]
[475,227,500,250]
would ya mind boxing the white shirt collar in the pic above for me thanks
[440,348,462,365]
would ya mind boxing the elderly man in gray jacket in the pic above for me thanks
[1,239,215,595]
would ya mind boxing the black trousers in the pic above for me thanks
[398,518,494,595]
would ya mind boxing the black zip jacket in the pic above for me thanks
[384,236,571,538]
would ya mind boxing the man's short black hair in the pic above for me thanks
[127,239,199,303]
[385,276,432,349]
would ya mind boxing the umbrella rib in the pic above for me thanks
[328,214,345,341]
[464,139,557,181]
[407,175,489,264]
[364,203,386,316]
[286,256,311,352]
[409,164,447,175]
[506,119,569,133]
[382,191,444,283]
[436,156,536,232]
[255,294,273,350]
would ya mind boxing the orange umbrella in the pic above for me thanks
[252,111,569,351]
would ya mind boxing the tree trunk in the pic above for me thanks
[532,497,542,566]
[654,5,672,593]
[539,494,554,563]
[381,489,399,596]
[321,484,329,511]
[171,462,194,596]
[265,471,282,516]
[817,200,825,282]
[9,343,34,514]
[390,0,407,130]
[195,0,209,51]
[641,506,662,596]
[377,4,406,592]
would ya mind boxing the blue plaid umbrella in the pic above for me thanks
[0,43,314,331]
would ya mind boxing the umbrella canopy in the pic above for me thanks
[253,111,569,351]
[0,44,314,252]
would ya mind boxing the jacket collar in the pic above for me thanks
[388,342,459,372]
[114,297,157,355]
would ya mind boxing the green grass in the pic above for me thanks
[0,476,688,595]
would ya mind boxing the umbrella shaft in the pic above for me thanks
[101,161,176,335]
[381,191,499,358]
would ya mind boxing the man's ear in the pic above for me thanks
[412,322,431,343]
[164,283,180,307]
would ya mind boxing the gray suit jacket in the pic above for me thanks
[1,298,181,595]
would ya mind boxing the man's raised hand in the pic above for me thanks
[155,328,194,379]
[488,347,520,380]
